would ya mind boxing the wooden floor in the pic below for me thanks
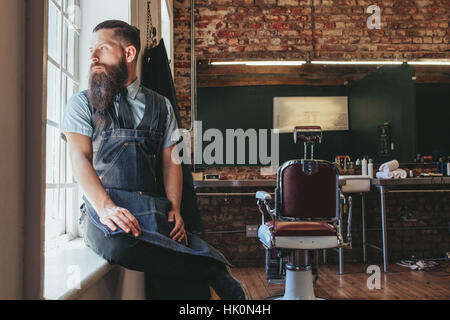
[212,263,450,300]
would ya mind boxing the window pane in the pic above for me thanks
[65,187,78,231]
[66,24,79,77]
[46,125,60,184]
[48,0,61,64]
[65,76,77,103]
[47,62,61,124]
[64,0,79,26]
[45,188,64,241]
[64,142,75,184]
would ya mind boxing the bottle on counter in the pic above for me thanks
[362,157,368,176]
[446,158,450,177]
[437,157,444,175]
[368,159,374,178]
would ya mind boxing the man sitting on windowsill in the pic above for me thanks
[61,20,247,300]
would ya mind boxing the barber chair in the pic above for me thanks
[256,126,353,300]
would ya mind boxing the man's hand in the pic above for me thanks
[168,209,188,245]
[98,206,141,238]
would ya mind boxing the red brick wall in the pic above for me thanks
[174,0,449,128]
[196,184,450,267]
[173,1,450,267]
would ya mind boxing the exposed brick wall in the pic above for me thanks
[173,1,450,267]
[174,0,449,128]
[197,186,450,267]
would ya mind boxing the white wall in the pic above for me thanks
[0,0,26,299]
[79,0,131,90]
[79,0,164,90]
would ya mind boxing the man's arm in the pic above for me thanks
[162,144,187,245]
[65,132,141,237]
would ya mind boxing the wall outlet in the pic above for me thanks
[246,225,258,238]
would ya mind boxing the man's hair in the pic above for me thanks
[93,20,141,60]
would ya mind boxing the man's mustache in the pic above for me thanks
[90,63,108,72]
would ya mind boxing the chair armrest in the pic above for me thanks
[256,191,272,201]
[256,191,276,224]
[338,192,353,249]
[346,196,353,248]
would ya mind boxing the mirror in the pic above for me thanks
[195,60,450,169]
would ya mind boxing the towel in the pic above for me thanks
[376,171,394,179]
[379,160,399,172]
[392,169,407,179]
[376,169,407,179]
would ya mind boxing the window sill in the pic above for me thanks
[44,237,113,300]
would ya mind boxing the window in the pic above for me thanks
[45,0,81,248]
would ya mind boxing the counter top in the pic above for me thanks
[194,180,276,188]
[194,178,349,188]
[371,177,450,186]
[194,177,450,189]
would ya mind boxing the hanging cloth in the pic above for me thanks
[140,3,204,234]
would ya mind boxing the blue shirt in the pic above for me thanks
[61,79,179,149]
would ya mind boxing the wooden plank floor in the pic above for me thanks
[212,263,450,300]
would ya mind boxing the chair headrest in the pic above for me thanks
[293,126,323,144]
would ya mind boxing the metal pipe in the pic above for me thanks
[196,192,275,197]
[364,225,448,231]
[189,0,196,133]
[387,189,450,193]
[366,243,383,251]
[338,196,344,275]
[361,193,367,263]
[380,186,389,273]
[202,230,245,235]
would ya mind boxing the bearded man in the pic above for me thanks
[61,20,247,300]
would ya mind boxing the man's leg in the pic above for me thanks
[84,221,245,299]
[145,273,211,300]
[84,221,211,299]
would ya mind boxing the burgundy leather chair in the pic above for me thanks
[256,126,352,300]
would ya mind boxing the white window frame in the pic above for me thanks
[45,0,81,248]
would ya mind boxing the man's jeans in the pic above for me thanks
[84,219,214,300]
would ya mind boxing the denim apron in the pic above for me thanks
[81,86,230,266]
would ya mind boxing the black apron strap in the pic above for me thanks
[139,88,168,135]
[156,94,168,134]
[117,88,134,129]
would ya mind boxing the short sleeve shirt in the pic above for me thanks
[61,79,179,149]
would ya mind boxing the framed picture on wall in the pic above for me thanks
[273,96,349,132]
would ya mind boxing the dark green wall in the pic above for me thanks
[416,83,450,158]
[196,65,427,167]
[348,64,416,163]
[197,85,349,166]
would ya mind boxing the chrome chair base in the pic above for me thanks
[266,267,327,300]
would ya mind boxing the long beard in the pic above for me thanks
[87,55,128,113]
